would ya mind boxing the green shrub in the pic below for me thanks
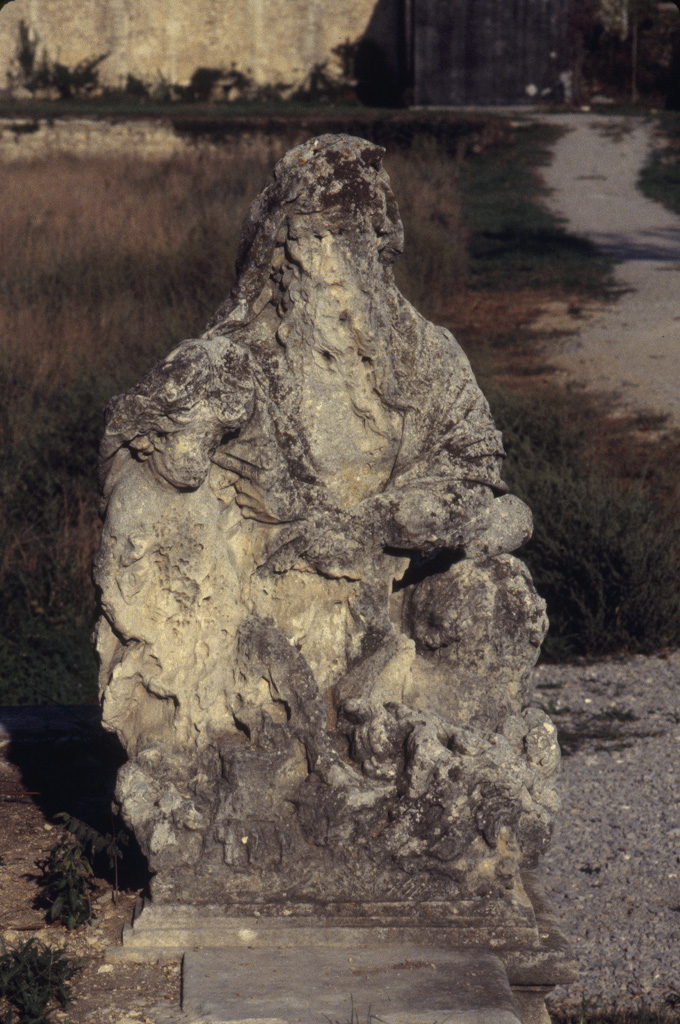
[39,835,95,930]
[0,937,81,1024]
[38,814,129,928]
[490,387,680,659]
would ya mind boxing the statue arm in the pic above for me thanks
[366,319,531,557]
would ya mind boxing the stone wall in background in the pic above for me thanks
[0,0,398,93]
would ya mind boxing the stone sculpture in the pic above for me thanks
[94,136,563,964]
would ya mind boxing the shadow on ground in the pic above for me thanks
[0,707,149,890]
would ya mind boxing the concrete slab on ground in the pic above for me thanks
[181,946,523,1024]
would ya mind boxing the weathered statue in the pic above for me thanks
[94,135,558,921]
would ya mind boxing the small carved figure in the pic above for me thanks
[95,135,556,908]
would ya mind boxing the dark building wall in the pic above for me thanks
[413,0,572,106]
[359,0,411,105]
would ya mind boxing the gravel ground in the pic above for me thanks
[530,651,680,1012]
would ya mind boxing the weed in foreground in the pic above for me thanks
[37,813,130,928]
[0,937,81,1024]
[324,997,385,1024]
[53,812,128,899]
[39,833,95,930]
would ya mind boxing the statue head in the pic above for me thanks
[204,134,404,337]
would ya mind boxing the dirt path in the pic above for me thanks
[535,113,680,428]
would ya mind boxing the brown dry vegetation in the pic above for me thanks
[0,146,274,702]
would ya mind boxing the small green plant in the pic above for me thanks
[38,813,129,929]
[40,834,94,930]
[53,812,127,898]
[639,114,680,214]
[0,937,81,1024]
[324,996,382,1024]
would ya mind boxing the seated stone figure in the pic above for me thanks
[95,135,557,910]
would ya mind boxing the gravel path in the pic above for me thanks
[535,113,680,429]
[531,652,680,1012]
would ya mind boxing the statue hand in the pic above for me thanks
[257,508,378,579]
[211,437,301,524]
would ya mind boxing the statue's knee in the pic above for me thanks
[405,554,548,656]
[464,494,533,558]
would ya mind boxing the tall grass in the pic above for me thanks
[488,387,680,660]
[0,147,274,703]
[390,147,467,315]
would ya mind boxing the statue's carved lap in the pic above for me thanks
[95,135,558,918]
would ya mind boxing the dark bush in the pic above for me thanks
[490,387,680,659]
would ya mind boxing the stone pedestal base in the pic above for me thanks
[107,874,574,1024]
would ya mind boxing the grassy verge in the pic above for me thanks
[487,385,680,660]
[0,118,675,703]
[460,122,615,295]
[639,112,680,213]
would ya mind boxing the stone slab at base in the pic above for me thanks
[104,875,571,1023]
[181,946,525,1024]
[107,875,574,990]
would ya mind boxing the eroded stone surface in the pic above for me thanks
[95,134,555,911]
